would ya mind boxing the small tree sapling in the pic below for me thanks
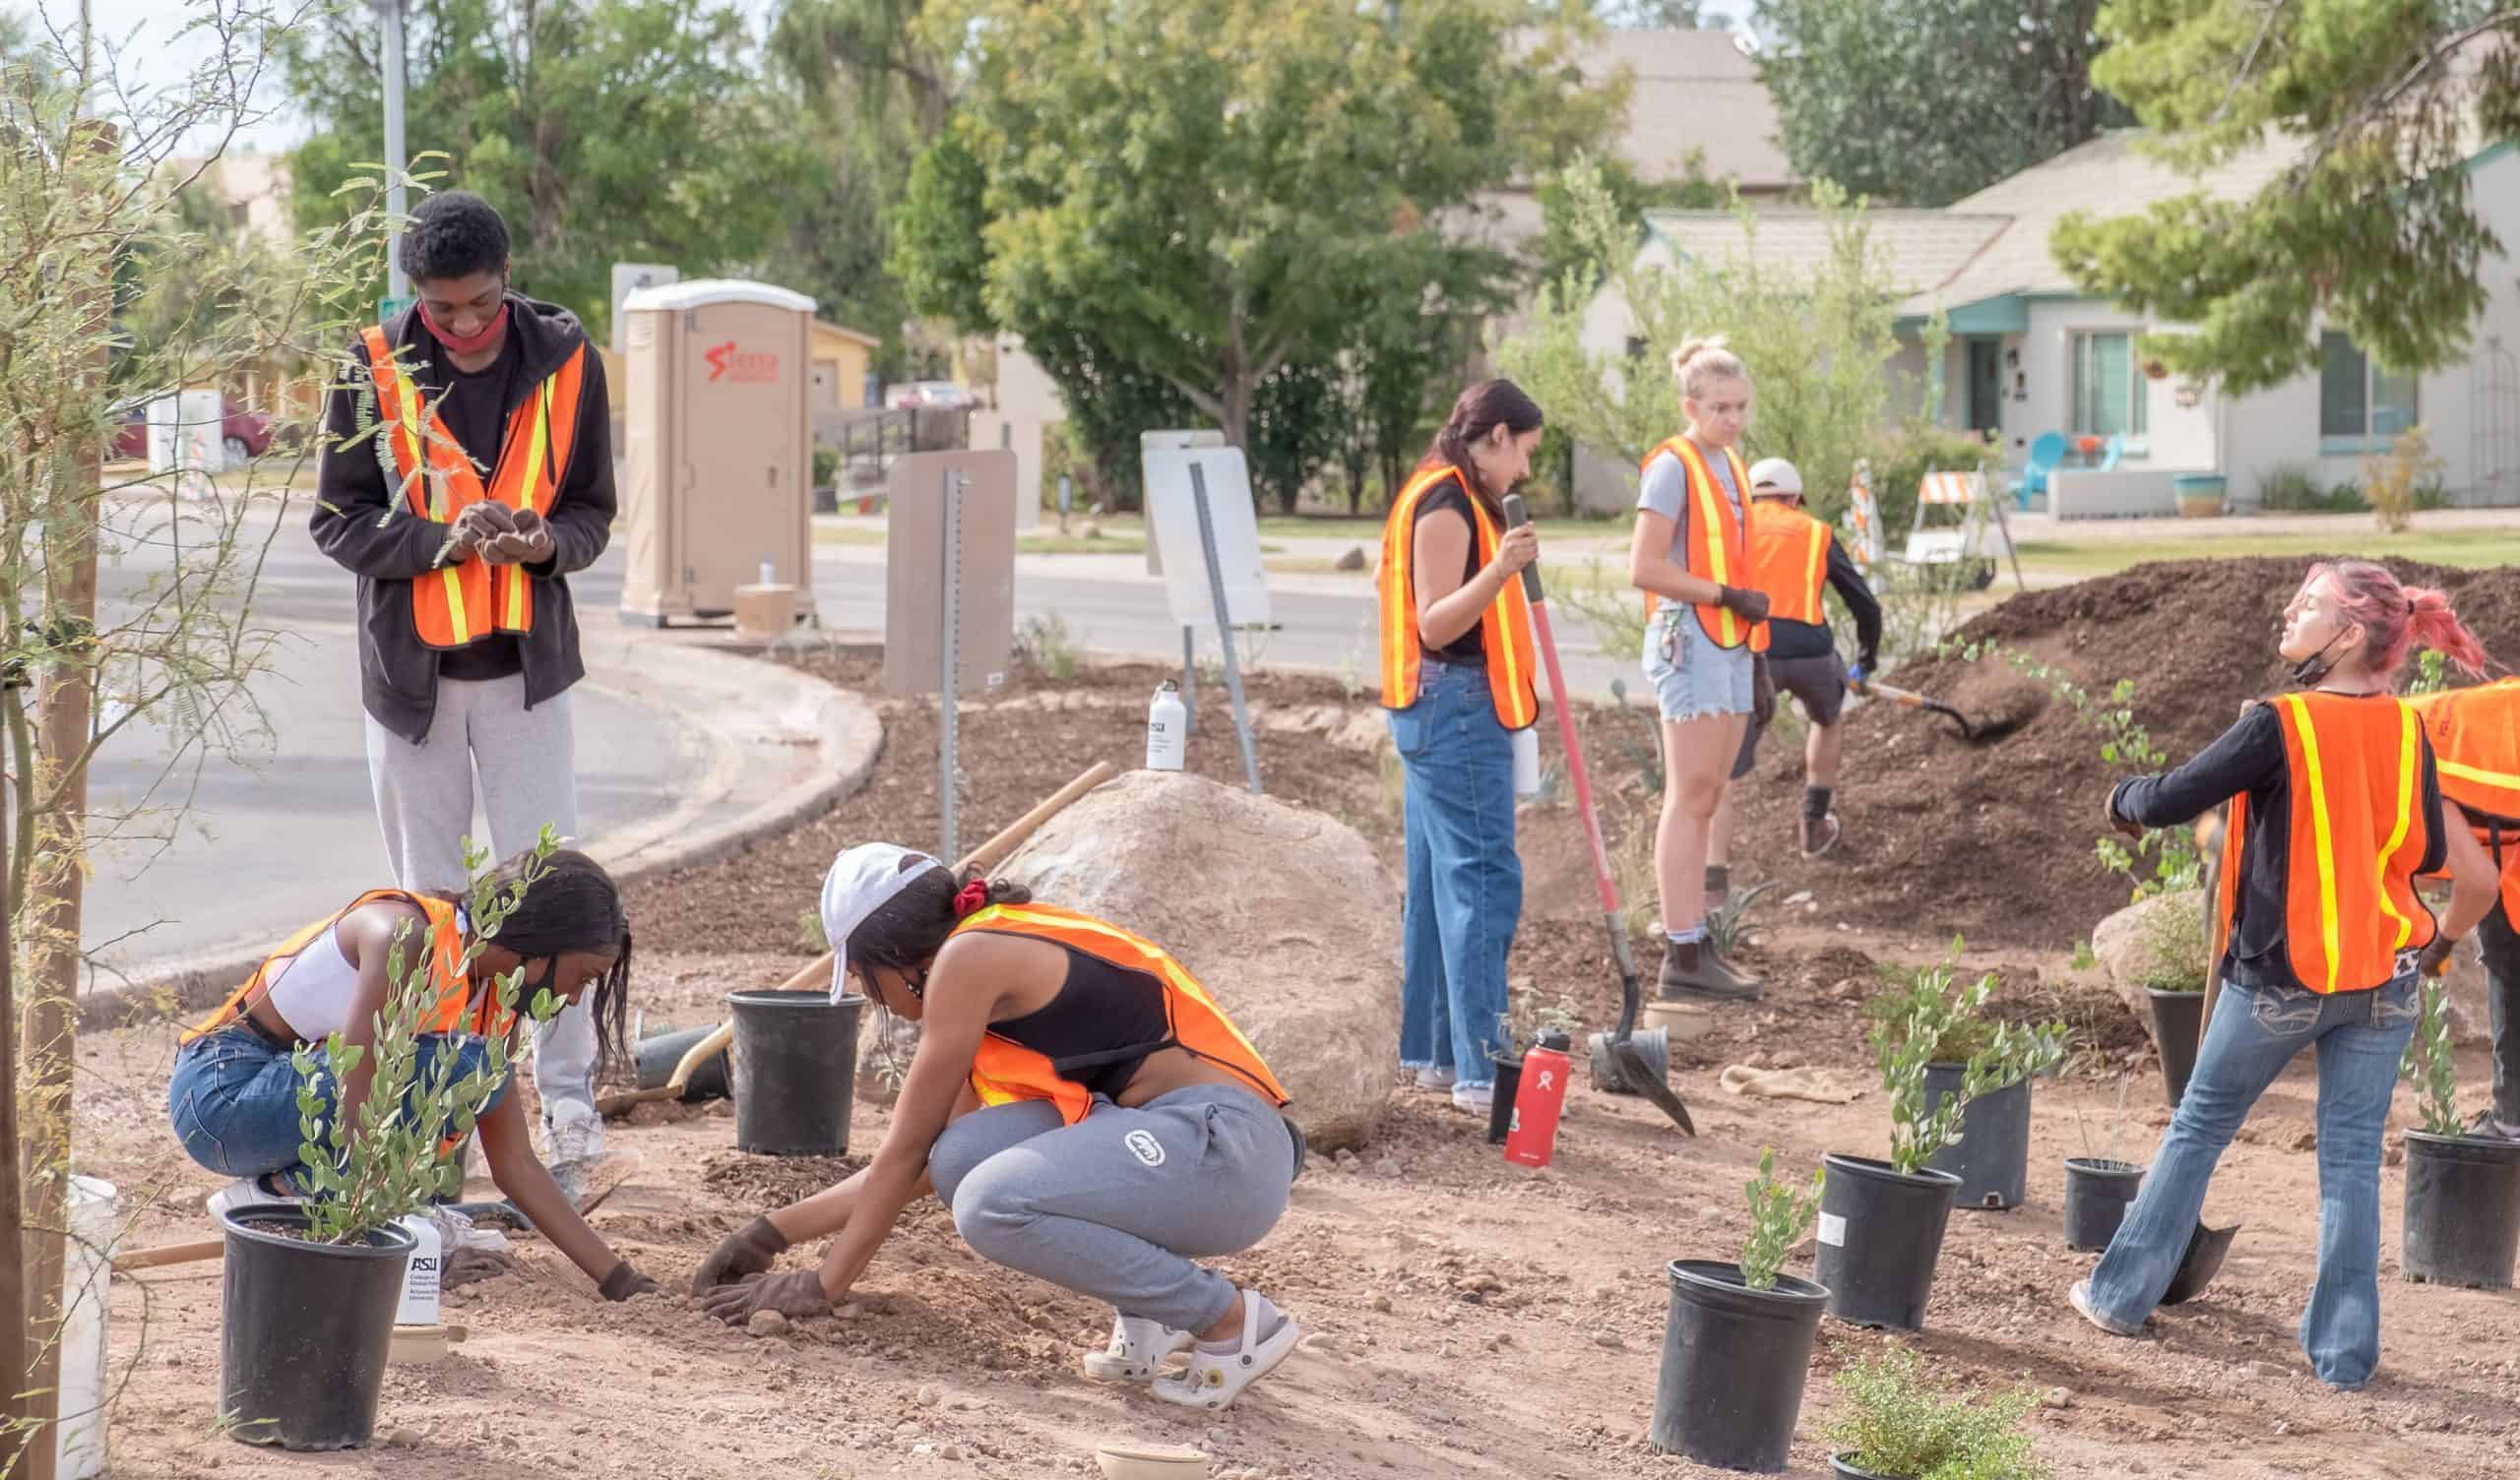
[1738,1147,1824,1292]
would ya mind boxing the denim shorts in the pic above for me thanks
[1642,607,1754,721]
[168,1023,508,1179]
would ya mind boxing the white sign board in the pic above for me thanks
[1139,428,1225,578]
[609,263,679,352]
[146,392,224,475]
[1144,446,1271,631]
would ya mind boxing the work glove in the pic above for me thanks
[485,507,555,566]
[700,1268,832,1326]
[1751,654,1777,729]
[2416,935,2460,979]
[1716,585,1770,625]
[692,1214,790,1295]
[441,1243,517,1290]
[2104,783,2144,840]
[598,1261,660,1302]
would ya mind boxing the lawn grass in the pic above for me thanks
[2011,527,2520,578]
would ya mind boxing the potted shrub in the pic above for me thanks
[1818,949,2061,1330]
[2172,472,2228,518]
[2399,972,2520,1289]
[1861,943,2068,1211]
[1824,1346,2048,1480]
[2132,894,2210,1105]
[2062,1077,2144,1252]
[1651,1149,1829,1472]
[220,842,568,1450]
[1489,986,1582,1145]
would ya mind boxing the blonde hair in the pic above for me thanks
[1670,336,1749,401]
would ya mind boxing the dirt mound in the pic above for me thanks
[1732,558,2520,950]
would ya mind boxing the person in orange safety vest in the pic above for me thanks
[2069,561,2499,1388]
[2408,675,2520,1140]
[308,190,619,1203]
[694,844,1306,1413]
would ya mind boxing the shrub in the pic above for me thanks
[1868,422,2001,538]
[2364,423,2443,534]
[2399,971,2462,1137]
[1868,941,2069,1174]
[1825,1346,2048,1480]
[1739,1147,1824,1291]
[2131,892,2209,993]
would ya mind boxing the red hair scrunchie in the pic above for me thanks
[952,880,991,918]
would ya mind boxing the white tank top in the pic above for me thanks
[262,919,363,1042]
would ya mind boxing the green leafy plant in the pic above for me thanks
[1868,941,2068,1174]
[2407,647,2451,697]
[1705,880,1783,956]
[289,835,567,1245]
[811,446,841,490]
[1499,984,1584,1057]
[2068,939,2098,972]
[1739,1147,1824,1292]
[2256,463,2364,513]
[1825,1345,2048,1480]
[2130,892,2209,993]
[2399,970,2463,1138]
[2363,422,2442,534]
[1013,613,1081,681]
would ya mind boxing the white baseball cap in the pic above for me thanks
[819,842,942,1001]
[1747,457,1802,496]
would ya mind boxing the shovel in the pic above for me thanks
[1849,674,1987,741]
[1501,495,1693,1136]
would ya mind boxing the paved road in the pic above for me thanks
[85,499,1636,978]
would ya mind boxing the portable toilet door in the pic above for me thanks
[617,279,817,624]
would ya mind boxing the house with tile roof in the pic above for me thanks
[1580,129,2520,517]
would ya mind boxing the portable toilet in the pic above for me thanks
[617,279,817,625]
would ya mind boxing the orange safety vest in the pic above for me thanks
[182,891,502,1046]
[1744,500,1833,655]
[951,902,1292,1127]
[359,325,586,651]
[1375,464,1541,729]
[2408,677,2520,919]
[1639,438,1754,648]
[2216,693,2437,995]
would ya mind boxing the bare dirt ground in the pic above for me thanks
[76,622,2520,1480]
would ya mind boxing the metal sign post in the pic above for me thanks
[938,467,964,861]
[1189,463,1262,794]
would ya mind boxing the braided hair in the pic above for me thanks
[847,857,1034,996]
[477,848,633,1079]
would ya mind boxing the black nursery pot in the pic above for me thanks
[217,1205,415,1450]
[1650,1260,1830,1473]
[2401,1130,2520,1290]
[727,990,866,1154]
[1488,1055,1523,1145]
[1921,1067,2031,1210]
[1812,1154,1962,1332]
[2061,1157,2145,1252]
[2146,987,2205,1107]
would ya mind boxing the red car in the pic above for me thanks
[112,399,276,464]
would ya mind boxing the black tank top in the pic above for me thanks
[984,942,1174,1098]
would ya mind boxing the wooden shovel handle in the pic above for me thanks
[112,1237,223,1271]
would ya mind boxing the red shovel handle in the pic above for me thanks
[1501,495,1619,918]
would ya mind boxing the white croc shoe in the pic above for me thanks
[1082,1314,1194,1384]
[1152,1293,1300,1412]
[206,1171,303,1221]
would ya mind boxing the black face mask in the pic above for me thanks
[2289,628,2353,688]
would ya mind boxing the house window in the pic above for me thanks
[2319,332,2418,449]
[2069,332,2147,440]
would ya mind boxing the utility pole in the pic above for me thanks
[376,0,411,305]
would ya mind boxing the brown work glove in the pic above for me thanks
[700,1268,832,1326]
[598,1260,660,1302]
[1717,585,1770,624]
[484,508,555,566]
[692,1214,790,1294]
[2416,935,2460,979]
[1751,654,1777,728]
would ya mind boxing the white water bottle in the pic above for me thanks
[1512,726,1541,799]
[759,557,776,586]
[1146,681,1187,771]
[395,1213,442,1327]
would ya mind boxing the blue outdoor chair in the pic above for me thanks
[2099,435,2124,471]
[2016,431,2067,508]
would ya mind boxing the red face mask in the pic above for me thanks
[419,297,510,356]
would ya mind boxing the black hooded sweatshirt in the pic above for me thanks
[310,294,615,745]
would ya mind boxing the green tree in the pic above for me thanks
[1496,158,1901,524]
[891,0,1623,453]
[1595,0,1707,23]
[1753,0,2131,207]
[278,0,803,339]
[1532,149,1729,301]
[2051,2,2518,394]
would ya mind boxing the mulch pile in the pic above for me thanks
[1728,557,2520,950]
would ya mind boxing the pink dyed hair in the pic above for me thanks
[2294,560,2489,684]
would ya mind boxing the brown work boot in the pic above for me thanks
[1657,939,1763,1003]
[1801,813,1843,857]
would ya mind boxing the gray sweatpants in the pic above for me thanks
[362,673,600,1164]
[927,1084,1295,1332]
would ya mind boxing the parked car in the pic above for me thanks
[883,380,980,411]
[111,398,276,465]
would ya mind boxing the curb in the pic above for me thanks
[79,637,882,1030]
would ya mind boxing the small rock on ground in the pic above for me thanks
[747,1309,788,1337]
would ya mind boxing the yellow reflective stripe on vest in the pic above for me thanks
[501,380,554,627]
[1470,498,1535,728]
[1669,440,1739,647]
[2440,757,2520,796]
[384,361,434,516]
[1800,517,1829,613]
[2283,694,2345,992]
[2373,703,2419,952]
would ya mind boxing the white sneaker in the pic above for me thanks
[2068,1278,2144,1337]
[1152,1292,1300,1411]
[1412,1066,1456,1090]
[206,1172,303,1221]
[1082,1314,1194,1383]
[1450,1081,1494,1115]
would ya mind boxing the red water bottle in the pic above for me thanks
[1503,1032,1574,1168]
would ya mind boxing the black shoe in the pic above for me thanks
[1658,940,1761,1002]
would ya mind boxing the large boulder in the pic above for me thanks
[997,770,1402,1149]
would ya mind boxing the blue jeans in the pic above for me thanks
[168,1023,509,1182]
[2085,972,2419,1388]
[1388,659,1523,1089]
